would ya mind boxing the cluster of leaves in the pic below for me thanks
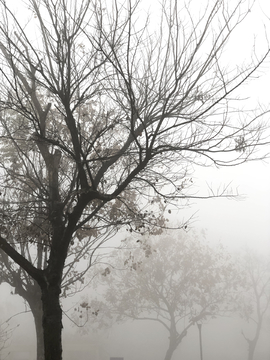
[0,97,170,299]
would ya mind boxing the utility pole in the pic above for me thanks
[197,322,203,360]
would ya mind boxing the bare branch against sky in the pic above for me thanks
[0,1,269,359]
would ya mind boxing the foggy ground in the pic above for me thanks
[1,243,270,360]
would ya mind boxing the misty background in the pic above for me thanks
[1,0,270,359]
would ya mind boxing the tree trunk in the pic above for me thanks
[35,309,45,360]
[245,316,262,360]
[164,343,176,360]
[164,334,178,360]
[247,338,260,360]
[12,279,45,360]
[41,285,63,360]
[248,342,256,360]
[28,290,45,360]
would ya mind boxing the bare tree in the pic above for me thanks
[0,227,118,360]
[0,322,9,359]
[0,0,268,359]
[0,317,18,360]
[238,250,270,360]
[77,232,241,360]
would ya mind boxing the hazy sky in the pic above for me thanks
[166,0,270,254]
[196,0,270,253]
[188,160,270,252]
[0,1,270,359]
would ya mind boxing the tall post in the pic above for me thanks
[197,323,203,360]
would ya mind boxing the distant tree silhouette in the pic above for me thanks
[80,232,241,360]
[238,250,270,360]
[0,0,268,358]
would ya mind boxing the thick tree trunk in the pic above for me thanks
[41,285,63,360]
[13,280,45,360]
[28,290,45,360]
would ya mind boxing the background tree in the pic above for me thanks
[0,105,165,359]
[0,317,18,360]
[0,0,268,359]
[78,232,242,360]
[237,250,270,360]
[0,322,9,359]
[0,206,130,360]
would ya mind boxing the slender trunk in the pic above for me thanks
[164,343,177,360]
[245,316,262,360]
[41,285,63,360]
[248,341,256,360]
[197,323,203,360]
[164,333,178,360]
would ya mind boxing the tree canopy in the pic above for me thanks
[0,0,269,359]
[237,250,270,360]
[79,232,242,360]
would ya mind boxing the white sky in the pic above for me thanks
[187,160,270,252]
[189,0,270,253]
[139,0,270,254]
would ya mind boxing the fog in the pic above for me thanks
[1,0,270,359]
[1,97,270,360]
[1,77,270,360]
[1,207,270,360]
[1,282,270,360]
